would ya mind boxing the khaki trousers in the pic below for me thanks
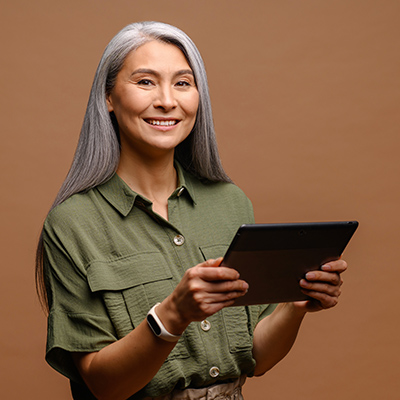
[148,376,246,400]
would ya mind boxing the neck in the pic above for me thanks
[116,151,178,205]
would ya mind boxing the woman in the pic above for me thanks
[36,21,346,400]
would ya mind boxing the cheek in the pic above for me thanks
[185,93,200,120]
[114,92,151,121]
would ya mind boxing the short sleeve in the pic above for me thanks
[247,303,278,332]
[257,303,278,321]
[43,218,117,382]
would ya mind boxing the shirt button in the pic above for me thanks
[209,366,220,378]
[173,235,185,246]
[177,187,185,197]
[200,320,211,332]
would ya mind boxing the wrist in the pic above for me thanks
[147,303,182,342]
[157,296,190,335]
[278,302,307,320]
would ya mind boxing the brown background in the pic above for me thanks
[1,0,399,398]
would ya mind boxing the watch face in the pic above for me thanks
[147,314,161,335]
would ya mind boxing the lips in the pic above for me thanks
[144,118,179,126]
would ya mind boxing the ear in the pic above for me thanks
[106,94,114,112]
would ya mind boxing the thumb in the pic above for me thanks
[203,257,223,268]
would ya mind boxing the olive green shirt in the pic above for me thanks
[43,163,276,399]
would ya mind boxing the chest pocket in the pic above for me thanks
[87,252,190,360]
[199,244,253,353]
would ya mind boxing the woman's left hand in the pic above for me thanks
[252,259,348,376]
[295,259,348,313]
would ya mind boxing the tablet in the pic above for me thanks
[221,221,358,306]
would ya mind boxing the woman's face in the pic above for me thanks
[107,40,199,160]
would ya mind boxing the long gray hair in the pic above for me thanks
[36,21,231,311]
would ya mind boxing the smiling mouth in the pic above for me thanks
[145,119,179,126]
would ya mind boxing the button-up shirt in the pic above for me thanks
[43,163,276,399]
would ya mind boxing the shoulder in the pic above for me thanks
[43,189,99,236]
[193,177,252,207]
[185,173,254,223]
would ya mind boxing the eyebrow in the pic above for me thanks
[130,68,194,78]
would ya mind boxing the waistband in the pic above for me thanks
[147,375,246,400]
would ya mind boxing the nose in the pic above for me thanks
[153,84,177,111]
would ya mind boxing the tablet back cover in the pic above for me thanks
[222,221,358,305]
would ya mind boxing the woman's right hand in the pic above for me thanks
[72,258,247,400]
[156,258,249,335]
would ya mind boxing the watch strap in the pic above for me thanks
[146,303,181,342]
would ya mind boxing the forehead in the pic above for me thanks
[123,40,191,72]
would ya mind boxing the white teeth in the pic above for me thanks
[147,119,176,126]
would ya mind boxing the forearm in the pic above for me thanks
[73,319,180,400]
[73,260,248,400]
[252,303,306,376]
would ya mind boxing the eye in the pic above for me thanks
[137,79,154,86]
[175,80,191,87]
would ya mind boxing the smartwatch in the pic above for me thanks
[146,303,181,342]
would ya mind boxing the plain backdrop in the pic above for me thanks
[1,0,399,399]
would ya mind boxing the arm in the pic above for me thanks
[73,258,248,400]
[252,259,347,376]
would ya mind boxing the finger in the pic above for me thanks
[182,287,246,319]
[201,257,224,267]
[190,299,237,318]
[204,279,249,294]
[214,257,223,266]
[305,271,342,286]
[200,258,217,267]
[195,287,248,304]
[321,259,348,273]
[300,289,339,309]
[197,265,241,282]
[189,275,248,295]
[300,279,342,297]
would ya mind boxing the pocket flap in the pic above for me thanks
[87,252,172,292]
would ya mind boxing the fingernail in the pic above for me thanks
[306,272,315,279]
[243,282,249,290]
[321,264,331,271]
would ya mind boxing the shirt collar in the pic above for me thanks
[96,161,197,217]
[174,161,197,204]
